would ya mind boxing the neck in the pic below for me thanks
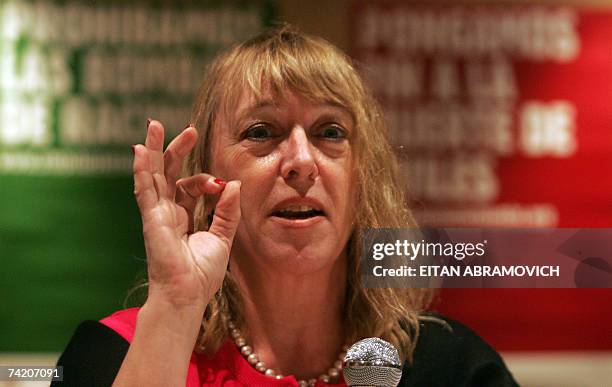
[229,252,348,380]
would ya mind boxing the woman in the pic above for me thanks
[55,25,518,386]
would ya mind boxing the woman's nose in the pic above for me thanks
[280,127,319,182]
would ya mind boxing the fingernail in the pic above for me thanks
[131,145,136,155]
[146,118,151,129]
[214,178,227,188]
[184,123,192,130]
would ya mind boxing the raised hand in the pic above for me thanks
[132,120,241,311]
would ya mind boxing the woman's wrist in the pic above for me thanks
[112,297,205,386]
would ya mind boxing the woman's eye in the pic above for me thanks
[321,125,346,139]
[244,124,272,141]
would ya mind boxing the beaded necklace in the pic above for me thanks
[226,317,347,386]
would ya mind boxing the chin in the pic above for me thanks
[262,241,346,275]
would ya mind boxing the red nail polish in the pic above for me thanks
[214,178,226,187]
[131,145,136,155]
[146,118,151,129]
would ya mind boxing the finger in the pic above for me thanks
[208,180,241,249]
[176,175,225,227]
[144,120,167,198]
[176,174,225,205]
[164,126,198,199]
[133,144,159,213]
[145,119,165,174]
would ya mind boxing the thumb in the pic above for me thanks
[208,180,241,249]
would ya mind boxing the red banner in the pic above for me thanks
[351,3,612,350]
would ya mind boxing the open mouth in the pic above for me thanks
[271,205,325,220]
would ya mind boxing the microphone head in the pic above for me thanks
[342,337,403,387]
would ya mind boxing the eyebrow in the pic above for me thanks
[235,99,279,125]
[234,98,354,128]
[323,103,354,123]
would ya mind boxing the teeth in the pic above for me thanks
[280,205,315,213]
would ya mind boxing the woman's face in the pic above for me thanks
[209,88,356,274]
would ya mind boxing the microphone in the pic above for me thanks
[342,337,403,387]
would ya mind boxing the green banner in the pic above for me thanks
[0,0,274,352]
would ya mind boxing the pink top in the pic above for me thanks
[100,308,348,387]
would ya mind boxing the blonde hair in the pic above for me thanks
[186,24,434,363]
